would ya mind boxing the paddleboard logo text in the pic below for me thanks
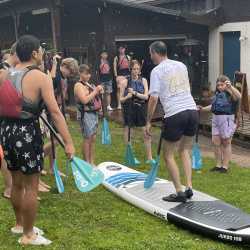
[218,234,242,242]
[106,165,122,171]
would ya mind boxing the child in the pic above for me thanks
[114,44,131,109]
[200,75,241,173]
[97,51,113,111]
[74,64,103,165]
[120,60,153,163]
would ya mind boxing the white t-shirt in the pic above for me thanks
[149,59,197,118]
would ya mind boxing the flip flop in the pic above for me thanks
[11,226,44,235]
[38,185,50,193]
[18,234,52,246]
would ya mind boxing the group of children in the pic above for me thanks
[0,35,243,246]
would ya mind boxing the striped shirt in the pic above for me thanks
[149,59,197,118]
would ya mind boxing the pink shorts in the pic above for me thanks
[212,114,236,139]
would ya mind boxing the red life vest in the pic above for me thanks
[0,66,42,119]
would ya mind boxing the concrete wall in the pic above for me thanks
[209,21,250,89]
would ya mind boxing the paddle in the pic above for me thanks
[144,132,162,189]
[192,113,202,170]
[47,114,65,193]
[40,115,104,192]
[100,94,111,145]
[125,96,140,167]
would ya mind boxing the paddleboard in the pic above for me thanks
[98,162,250,244]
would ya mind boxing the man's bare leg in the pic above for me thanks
[11,171,25,230]
[179,136,193,189]
[163,140,182,192]
[22,173,39,241]
[1,160,12,198]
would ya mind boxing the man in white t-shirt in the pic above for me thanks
[146,41,198,203]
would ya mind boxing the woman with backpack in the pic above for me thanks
[120,60,153,163]
[200,75,241,173]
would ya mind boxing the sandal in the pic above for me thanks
[18,234,52,246]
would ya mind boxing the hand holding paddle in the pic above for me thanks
[40,115,104,192]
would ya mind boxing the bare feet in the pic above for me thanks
[39,180,51,190]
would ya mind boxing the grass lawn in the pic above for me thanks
[0,120,250,250]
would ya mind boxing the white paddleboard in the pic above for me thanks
[98,162,250,244]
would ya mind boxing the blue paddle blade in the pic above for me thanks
[53,160,65,193]
[71,157,104,192]
[192,143,202,170]
[102,118,111,145]
[144,156,159,189]
[125,143,140,167]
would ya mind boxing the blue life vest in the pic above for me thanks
[211,91,235,115]
[124,77,145,95]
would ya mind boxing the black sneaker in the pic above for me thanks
[219,167,228,173]
[210,166,221,172]
[162,192,187,203]
[185,188,193,199]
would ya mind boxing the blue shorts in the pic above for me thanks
[80,112,98,138]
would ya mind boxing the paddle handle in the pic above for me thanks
[157,132,163,156]
[40,115,65,149]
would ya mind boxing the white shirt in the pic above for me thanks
[149,59,197,118]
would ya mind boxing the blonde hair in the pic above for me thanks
[61,57,79,76]
[216,75,230,84]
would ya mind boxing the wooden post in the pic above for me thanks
[50,0,62,51]
[10,9,20,41]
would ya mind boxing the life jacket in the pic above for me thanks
[116,55,130,76]
[76,81,102,115]
[99,60,111,75]
[211,91,236,115]
[124,77,146,105]
[0,66,42,119]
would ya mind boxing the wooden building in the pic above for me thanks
[0,0,209,93]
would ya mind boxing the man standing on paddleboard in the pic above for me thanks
[146,41,199,203]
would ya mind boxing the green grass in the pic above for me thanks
[0,121,250,250]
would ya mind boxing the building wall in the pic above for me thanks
[209,21,250,89]
[222,0,250,23]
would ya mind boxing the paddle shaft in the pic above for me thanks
[40,115,65,149]
[195,111,200,143]
[56,59,66,118]
[46,113,56,160]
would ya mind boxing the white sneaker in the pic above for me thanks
[11,226,44,236]
[18,234,52,246]
[117,105,122,110]
[107,106,113,111]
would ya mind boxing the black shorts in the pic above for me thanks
[123,102,147,127]
[162,110,199,142]
[0,119,44,175]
